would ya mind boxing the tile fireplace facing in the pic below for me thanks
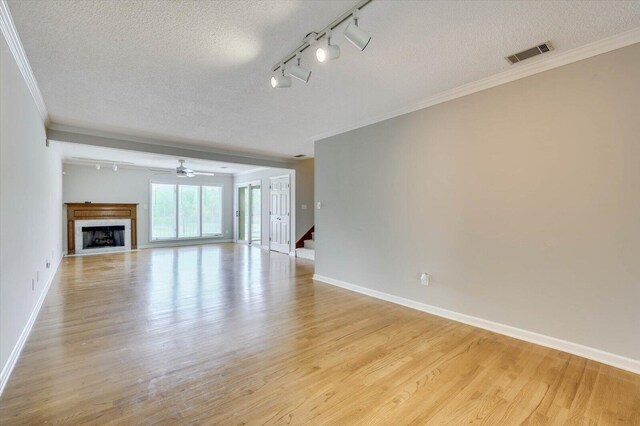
[74,219,132,255]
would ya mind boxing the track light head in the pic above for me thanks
[287,57,311,83]
[95,164,100,170]
[270,67,292,88]
[344,12,371,51]
[316,34,340,63]
[112,163,118,172]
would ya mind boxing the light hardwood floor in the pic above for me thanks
[0,244,638,425]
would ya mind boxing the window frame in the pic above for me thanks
[149,180,224,242]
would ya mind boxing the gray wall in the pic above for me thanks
[1,36,63,372]
[62,163,234,250]
[315,43,640,361]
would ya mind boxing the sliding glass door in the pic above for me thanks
[236,182,261,245]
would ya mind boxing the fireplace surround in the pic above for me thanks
[66,203,137,255]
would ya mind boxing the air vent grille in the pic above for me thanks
[505,41,554,65]
[293,154,306,158]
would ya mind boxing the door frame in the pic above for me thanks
[269,174,292,254]
[233,180,261,245]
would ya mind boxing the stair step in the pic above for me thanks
[303,239,315,249]
[296,247,315,261]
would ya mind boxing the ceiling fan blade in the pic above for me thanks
[193,171,216,176]
[148,168,172,173]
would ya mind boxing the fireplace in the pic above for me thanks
[74,219,132,254]
[82,225,125,249]
[66,203,137,255]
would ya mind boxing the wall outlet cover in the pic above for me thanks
[420,273,430,286]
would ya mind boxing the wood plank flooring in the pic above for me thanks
[0,243,638,424]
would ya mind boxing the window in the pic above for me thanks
[178,185,200,238]
[151,184,177,239]
[202,186,223,235]
[151,183,223,240]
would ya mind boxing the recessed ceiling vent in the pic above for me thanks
[505,41,554,65]
[293,154,306,158]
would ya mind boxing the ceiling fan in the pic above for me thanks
[152,160,215,178]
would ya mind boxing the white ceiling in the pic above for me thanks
[8,0,640,158]
[56,141,266,175]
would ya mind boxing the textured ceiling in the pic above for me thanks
[8,0,640,158]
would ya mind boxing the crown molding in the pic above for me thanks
[312,27,640,143]
[0,0,48,124]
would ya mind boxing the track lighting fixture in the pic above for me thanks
[344,10,371,51]
[270,67,292,88]
[112,163,118,172]
[269,0,374,87]
[95,164,101,170]
[316,32,340,63]
[287,56,311,83]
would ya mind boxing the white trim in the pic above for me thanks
[312,28,640,143]
[0,0,48,123]
[312,274,640,375]
[0,255,62,396]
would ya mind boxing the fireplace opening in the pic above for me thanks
[82,225,125,249]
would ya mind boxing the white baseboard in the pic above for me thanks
[138,239,232,249]
[0,255,63,395]
[312,274,640,375]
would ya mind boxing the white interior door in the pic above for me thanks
[269,175,290,254]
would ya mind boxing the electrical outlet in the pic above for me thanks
[420,272,430,286]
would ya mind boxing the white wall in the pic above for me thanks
[62,163,234,250]
[0,36,62,379]
[234,168,296,251]
[315,43,640,362]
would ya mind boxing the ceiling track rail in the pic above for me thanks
[271,0,374,72]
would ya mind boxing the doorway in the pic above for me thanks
[269,175,290,254]
[236,182,261,245]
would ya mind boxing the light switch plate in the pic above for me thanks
[420,273,430,286]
